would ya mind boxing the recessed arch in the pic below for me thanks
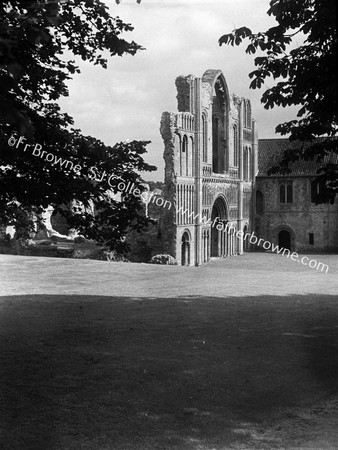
[274,225,295,252]
[189,136,194,176]
[210,195,228,257]
[233,124,238,166]
[181,230,191,266]
[182,134,188,176]
[202,70,230,175]
[243,99,252,128]
[202,112,207,163]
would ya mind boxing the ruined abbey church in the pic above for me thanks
[2,68,336,262]
[159,69,257,266]
[152,68,338,266]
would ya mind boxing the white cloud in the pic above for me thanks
[58,0,295,180]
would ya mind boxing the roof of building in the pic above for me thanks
[258,138,338,176]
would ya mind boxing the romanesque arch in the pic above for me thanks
[210,195,228,257]
[202,70,230,175]
[181,230,191,266]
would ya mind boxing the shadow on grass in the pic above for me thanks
[0,294,337,450]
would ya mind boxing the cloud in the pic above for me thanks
[59,0,294,181]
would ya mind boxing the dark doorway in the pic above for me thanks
[181,232,190,266]
[211,197,227,257]
[278,229,291,250]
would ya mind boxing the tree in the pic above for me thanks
[219,0,337,203]
[0,0,156,251]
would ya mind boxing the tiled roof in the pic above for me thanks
[258,138,338,176]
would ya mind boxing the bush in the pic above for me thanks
[70,248,129,262]
[104,250,129,262]
[0,234,12,247]
[36,240,52,246]
[74,236,86,244]
[149,254,177,265]
[0,234,15,253]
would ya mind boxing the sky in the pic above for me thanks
[58,0,299,181]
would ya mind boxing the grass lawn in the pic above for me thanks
[0,253,338,449]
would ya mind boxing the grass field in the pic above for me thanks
[0,253,337,449]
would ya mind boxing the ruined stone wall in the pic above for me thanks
[160,111,179,258]
[158,69,258,265]
[175,75,195,113]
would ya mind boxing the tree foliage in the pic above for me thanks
[0,0,142,133]
[219,0,337,203]
[0,0,156,251]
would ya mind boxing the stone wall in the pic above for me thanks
[159,69,258,265]
[256,176,338,251]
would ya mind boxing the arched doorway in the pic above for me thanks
[211,196,227,257]
[278,229,291,251]
[181,232,190,266]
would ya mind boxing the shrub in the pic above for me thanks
[150,254,177,265]
[0,234,12,247]
[36,240,52,246]
[74,235,86,244]
[104,250,129,262]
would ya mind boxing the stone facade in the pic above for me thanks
[160,69,258,266]
[256,139,338,252]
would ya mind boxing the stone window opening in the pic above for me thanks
[178,134,183,176]
[202,113,207,163]
[181,135,188,177]
[243,100,251,128]
[279,182,293,204]
[243,147,251,181]
[212,76,227,174]
[311,179,326,203]
[309,232,314,245]
[287,183,293,203]
[190,136,194,176]
[243,147,247,180]
[233,124,238,167]
[247,148,251,181]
